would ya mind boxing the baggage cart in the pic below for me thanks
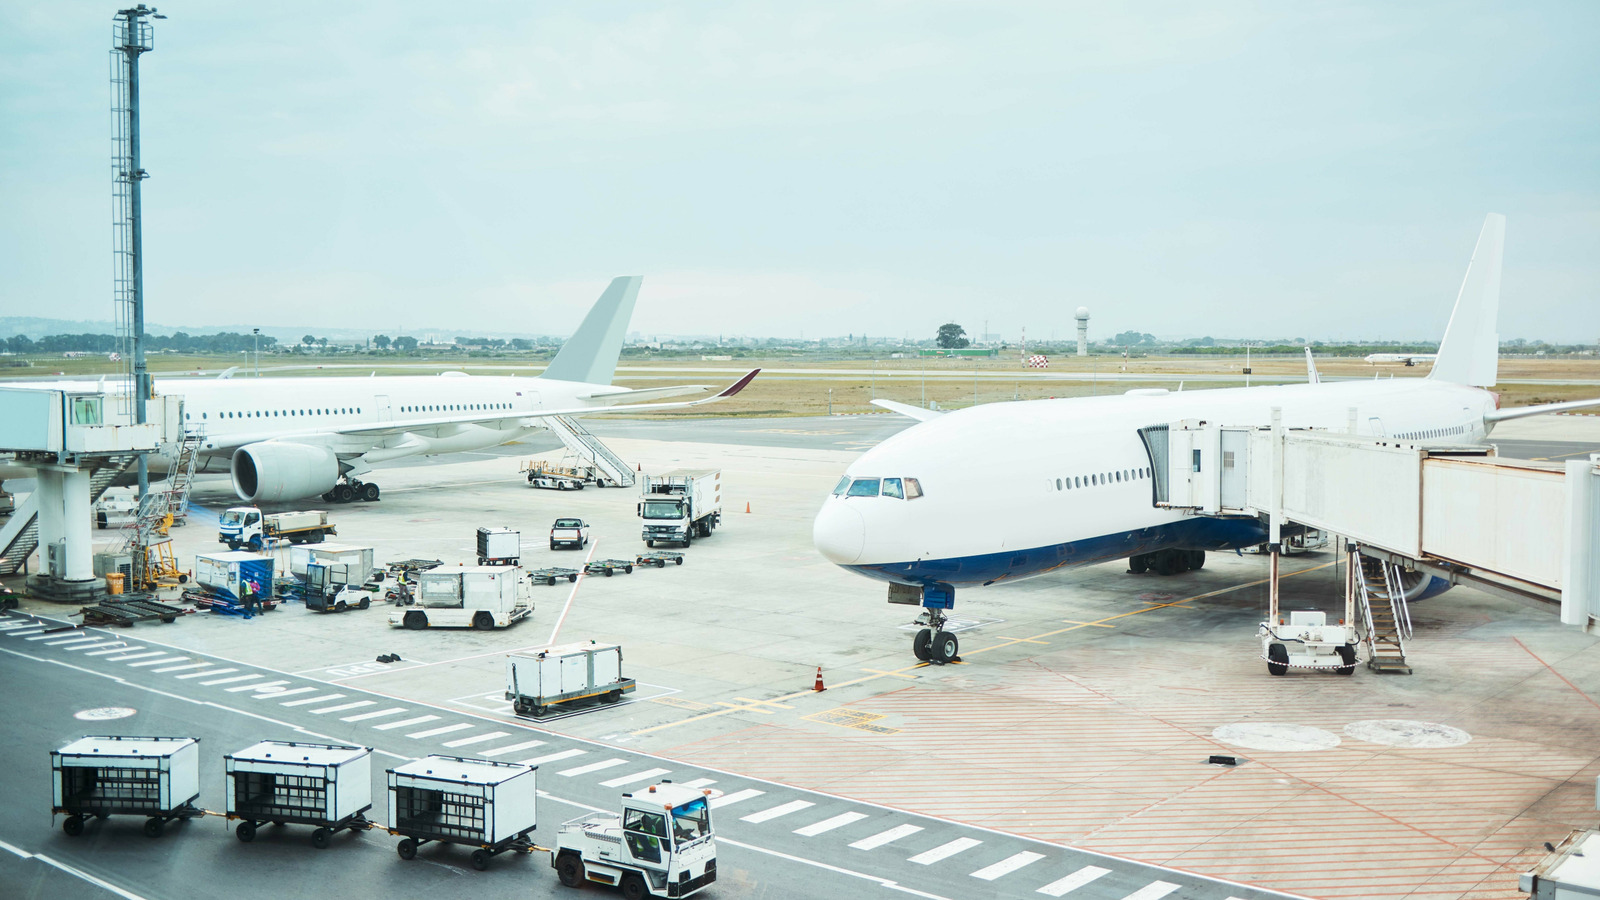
[529,566,580,586]
[634,551,685,568]
[225,741,373,848]
[387,755,537,870]
[477,527,522,566]
[52,735,202,838]
[506,641,636,717]
[79,597,189,627]
[386,558,443,578]
[584,559,635,577]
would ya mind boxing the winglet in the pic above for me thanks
[871,399,944,422]
[1304,347,1320,385]
[218,366,239,379]
[1429,214,1505,387]
[715,368,761,398]
[541,276,643,385]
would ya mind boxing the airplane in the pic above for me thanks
[1364,352,1438,366]
[11,277,758,504]
[812,215,1600,664]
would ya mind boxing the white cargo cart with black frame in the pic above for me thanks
[52,735,203,838]
[506,641,637,717]
[224,740,373,848]
[387,755,538,870]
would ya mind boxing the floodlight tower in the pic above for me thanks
[1075,306,1090,356]
[112,4,165,497]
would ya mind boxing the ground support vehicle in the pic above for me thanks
[523,460,589,491]
[195,551,275,602]
[289,543,380,583]
[635,551,684,568]
[79,597,188,627]
[585,559,635,577]
[552,781,717,898]
[225,741,373,849]
[1259,609,1359,676]
[506,642,636,717]
[94,487,139,530]
[530,567,581,586]
[386,558,443,578]
[387,756,537,871]
[477,527,522,566]
[52,736,203,838]
[304,562,377,613]
[390,566,532,630]
[219,508,334,550]
[550,518,590,550]
[638,470,721,548]
[182,584,280,616]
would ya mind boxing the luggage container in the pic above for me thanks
[386,755,537,870]
[288,543,378,582]
[506,641,636,717]
[476,527,521,566]
[52,735,202,838]
[224,741,373,848]
[389,566,532,630]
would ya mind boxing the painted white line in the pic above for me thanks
[37,852,154,900]
[519,749,584,765]
[5,629,47,638]
[971,850,1045,881]
[127,656,188,668]
[226,679,289,693]
[408,723,474,740]
[794,812,868,836]
[850,824,923,850]
[909,837,982,865]
[600,768,671,788]
[710,789,765,810]
[152,662,211,673]
[1120,883,1179,900]
[373,715,439,731]
[43,636,103,646]
[679,778,716,789]
[85,645,141,656]
[104,651,169,662]
[342,707,409,723]
[256,686,316,700]
[199,674,263,687]
[442,731,511,749]
[282,693,344,707]
[60,641,125,651]
[26,631,76,641]
[479,739,546,758]
[0,621,34,630]
[741,800,815,824]
[559,758,628,777]
[176,667,234,679]
[1036,866,1110,897]
[310,701,374,715]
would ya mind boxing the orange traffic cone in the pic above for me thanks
[636,463,641,471]
[813,667,825,692]
[745,502,751,514]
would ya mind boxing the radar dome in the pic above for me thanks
[1075,306,1090,318]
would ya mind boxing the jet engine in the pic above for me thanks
[1394,567,1454,602]
[231,442,340,503]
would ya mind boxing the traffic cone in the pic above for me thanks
[745,502,751,514]
[636,463,641,471]
[813,667,825,692]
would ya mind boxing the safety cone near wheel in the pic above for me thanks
[813,667,825,692]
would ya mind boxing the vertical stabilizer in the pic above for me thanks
[541,276,642,385]
[1429,214,1504,387]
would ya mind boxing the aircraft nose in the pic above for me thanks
[813,501,865,565]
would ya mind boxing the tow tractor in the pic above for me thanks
[1259,609,1358,676]
[553,780,717,899]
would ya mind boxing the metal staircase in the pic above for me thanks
[545,415,634,488]
[0,455,135,576]
[109,433,202,588]
[1356,554,1413,674]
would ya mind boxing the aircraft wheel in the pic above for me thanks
[335,484,355,503]
[362,483,380,502]
[931,630,959,664]
[1187,550,1206,570]
[912,628,933,661]
[1267,643,1289,676]
[1128,553,1149,574]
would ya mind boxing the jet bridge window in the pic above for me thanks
[846,478,881,497]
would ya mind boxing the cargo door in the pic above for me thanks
[593,648,620,684]
[539,657,561,696]
[464,574,497,607]
[561,654,588,694]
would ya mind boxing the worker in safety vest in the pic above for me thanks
[240,581,259,619]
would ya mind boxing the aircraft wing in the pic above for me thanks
[1304,348,1320,384]
[578,383,711,404]
[871,399,944,422]
[1484,396,1600,423]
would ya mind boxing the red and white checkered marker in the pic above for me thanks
[1025,355,1049,368]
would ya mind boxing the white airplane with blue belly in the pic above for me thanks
[813,215,1600,664]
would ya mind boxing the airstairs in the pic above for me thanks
[0,455,135,576]
[1356,555,1413,674]
[109,432,203,588]
[545,416,634,488]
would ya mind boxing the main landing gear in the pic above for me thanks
[322,478,380,504]
[909,584,961,665]
[1128,549,1204,576]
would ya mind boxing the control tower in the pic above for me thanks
[1075,307,1090,356]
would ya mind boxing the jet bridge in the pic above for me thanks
[1145,415,1600,639]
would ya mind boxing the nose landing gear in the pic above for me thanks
[909,585,960,665]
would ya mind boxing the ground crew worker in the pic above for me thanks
[240,581,259,619]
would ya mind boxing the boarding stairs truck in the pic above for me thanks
[638,470,721,548]
[553,780,717,898]
[390,565,532,631]
[220,508,334,550]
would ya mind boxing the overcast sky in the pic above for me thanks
[2,2,1596,342]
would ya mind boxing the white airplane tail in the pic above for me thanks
[1428,214,1504,387]
[541,276,642,385]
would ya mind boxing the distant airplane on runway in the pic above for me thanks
[813,215,1600,663]
[1364,352,1438,366]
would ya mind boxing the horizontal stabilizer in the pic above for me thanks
[1485,397,1600,424]
[871,399,944,422]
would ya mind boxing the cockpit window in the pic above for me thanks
[882,478,904,499]
[846,478,881,497]
[905,478,923,499]
[832,476,852,496]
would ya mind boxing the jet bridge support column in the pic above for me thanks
[1563,456,1600,629]
[26,464,104,603]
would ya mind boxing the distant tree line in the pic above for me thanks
[3,332,279,354]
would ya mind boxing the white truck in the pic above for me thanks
[219,507,334,550]
[553,781,717,898]
[638,470,722,548]
[390,566,532,630]
[95,487,140,530]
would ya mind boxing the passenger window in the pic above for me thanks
[1055,479,1062,490]
[832,476,851,496]
[904,478,923,499]
[882,478,904,499]
[846,478,881,497]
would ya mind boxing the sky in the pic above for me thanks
[1,1,1597,343]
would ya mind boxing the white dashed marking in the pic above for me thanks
[971,851,1045,881]
[740,800,814,824]
[442,732,510,749]
[559,758,627,777]
[851,824,922,850]
[373,715,439,731]
[794,812,868,836]
[909,837,982,865]
[600,768,671,788]
[1036,865,1111,896]
[479,740,546,757]
[342,707,409,722]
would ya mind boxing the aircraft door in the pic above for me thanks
[1367,417,1385,437]
[375,394,393,422]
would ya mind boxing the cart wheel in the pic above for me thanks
[471,849,491,871]
[624,566,633,574]
[236,821,256,842]
[533,704,548,717]
[473,611,495,631]
[143,817,164,838]
[358,597,370,609]
[556,852,585,887]
[1336,644,1357,674]
[273,820,285,827]
[602,690,622,704]
[178,573,188,584]
[62,815,84,837]
[567,574,577,583]
[95,812,109,820]
[397,838,417,860]
[604,569,613,577]
[311,827,330,849]
[1267,643,1289,676]
[675,557,683,565]
[621,872,648,900]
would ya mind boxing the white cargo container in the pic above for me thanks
[52,735,202,837]
[225,740,373,847]
[288,543,378,582]
[389,565,532,630]
[476,527,521,566]
[505,641,636,717]
[639,469,722,547]
[387,755,538,869]
[194,551,275,601]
